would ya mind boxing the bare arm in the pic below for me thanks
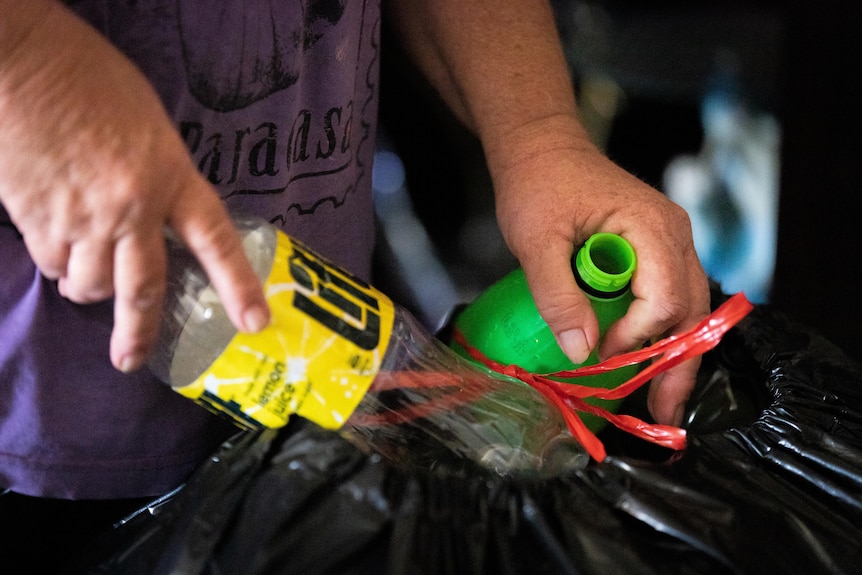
[386,0,710,425]
[0,0,269,372]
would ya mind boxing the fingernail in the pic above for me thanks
[558,329,590,365]
[118,353,144,373]
[243,304,270,332]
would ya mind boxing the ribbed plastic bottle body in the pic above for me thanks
[451,233,639,432]
[149,220,587,478]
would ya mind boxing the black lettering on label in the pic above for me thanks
[288,241,381,351]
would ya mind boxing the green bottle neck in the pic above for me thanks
[573,233,636,299]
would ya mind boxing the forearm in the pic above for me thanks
[0,1,56,73]
[385,0,593,172]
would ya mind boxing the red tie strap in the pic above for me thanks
[451,292,754,461]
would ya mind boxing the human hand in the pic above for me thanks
[382,0,708,425]
[491,117,711,426]
[0,2,269,373]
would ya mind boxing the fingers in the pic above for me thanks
[19,172,268,375]
[106,176,270,373]
[599,251,690,360]
[31,228,167,373]
[170,178,270,336]
[110,230,167,372]
[601,233,710,425]
[58,238,115,302]
[22,236,70,281]
[0,2,268,374]
[489,128,710,427]
[527,214,709,427]
[648,356,703,426]
[521,242,598,365]
[645,248,711,425]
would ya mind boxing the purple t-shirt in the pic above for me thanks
[0,0,380,499]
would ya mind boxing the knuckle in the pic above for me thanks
[542,297,581,323]
[130,289,163,313]
[653,296,688,328]
[117,279,164,312]
[667,200,692,225]
[187,219,245,267]
[28,246,68,279]
[538,293,593,332]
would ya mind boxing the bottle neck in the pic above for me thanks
[573,233,636,299]
[575,272,631,299]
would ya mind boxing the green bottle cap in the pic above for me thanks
[574,233,636,296]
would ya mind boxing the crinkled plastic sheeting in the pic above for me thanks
[67,288,862,574]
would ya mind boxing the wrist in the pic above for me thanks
[483,113,596,183]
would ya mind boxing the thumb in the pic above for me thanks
[521,248,598,366]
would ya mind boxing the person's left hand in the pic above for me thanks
[491,117,711,426]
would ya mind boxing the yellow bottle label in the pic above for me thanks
[175,230,395,430]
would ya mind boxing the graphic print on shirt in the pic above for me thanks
[178,0,348,111]
[175,0,379,223]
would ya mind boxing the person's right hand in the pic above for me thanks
[0,1,270,373]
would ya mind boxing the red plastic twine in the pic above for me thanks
[451,292,754,462]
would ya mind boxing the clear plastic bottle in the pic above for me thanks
[149,219,588,477]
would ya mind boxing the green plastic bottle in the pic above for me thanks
[451,233,638,432]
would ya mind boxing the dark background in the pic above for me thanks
[375,0,862,364]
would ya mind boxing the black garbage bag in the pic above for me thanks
[68,289,862,574]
